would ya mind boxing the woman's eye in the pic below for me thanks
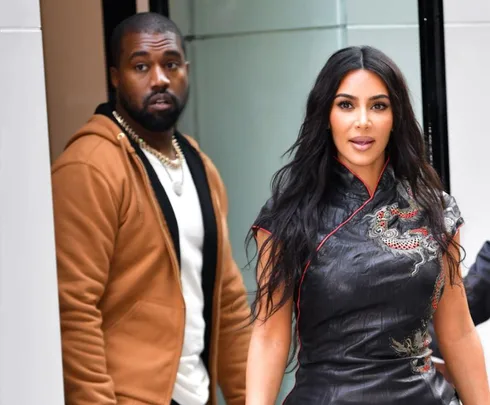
[372,103,388,110]
[338,101,353,109]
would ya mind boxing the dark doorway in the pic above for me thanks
[418,0,451,192]
[149,0,169,16]
[101,0,136,102]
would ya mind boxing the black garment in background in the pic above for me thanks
[465,241,490,325]
[94,102,218,374]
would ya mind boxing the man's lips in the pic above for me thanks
[148,93,173,106]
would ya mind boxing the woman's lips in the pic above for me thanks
[350,136,374,152]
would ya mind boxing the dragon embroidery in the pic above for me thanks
[390,326,433,373]
[367,184,461,374]
[365,183,439,276]
[389,269,445,373]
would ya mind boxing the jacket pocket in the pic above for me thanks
[105,301,184,405]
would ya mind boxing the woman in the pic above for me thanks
[246,46,489,405]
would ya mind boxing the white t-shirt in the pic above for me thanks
[142,149,209,405]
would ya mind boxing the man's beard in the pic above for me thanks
[119,88,188,132]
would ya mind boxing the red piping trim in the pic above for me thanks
[281,158,389,404]
[251,225,272,236]
[334,157,391,198]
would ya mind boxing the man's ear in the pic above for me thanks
[110,66,119,90]
[185,61,190,75]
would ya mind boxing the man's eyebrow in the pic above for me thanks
[129,50,149,61]
[162,49,183,58]
[129,49,183,62]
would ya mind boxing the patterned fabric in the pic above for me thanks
[365,182,439,276]
[258,160,463,405]
[389,267,445,374]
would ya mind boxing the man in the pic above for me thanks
[431,240,490,381]
[51,12,251,405]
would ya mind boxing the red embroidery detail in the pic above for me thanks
[431,269,445,311]
[366,183,439,276]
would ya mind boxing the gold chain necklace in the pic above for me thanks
[112,111,184,169]
[113,110,185,196]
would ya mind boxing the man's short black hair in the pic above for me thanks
[110,12,186,67]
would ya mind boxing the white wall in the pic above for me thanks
[444,0,490,371]
[444,0,490,267]
[0,0,64,404]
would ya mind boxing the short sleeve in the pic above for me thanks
[252,197,274,236]
[442,192,464,238]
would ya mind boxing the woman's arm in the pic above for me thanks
[434,233,490,404]
[246,230,293,405]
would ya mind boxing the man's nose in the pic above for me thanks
[151,66,170,89]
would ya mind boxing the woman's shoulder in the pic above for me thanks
[253,197,275,234]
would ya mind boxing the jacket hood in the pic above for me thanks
[66,102,126,150]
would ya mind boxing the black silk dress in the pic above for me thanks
[256,161,463,405]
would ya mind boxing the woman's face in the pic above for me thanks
[329,69,393,175]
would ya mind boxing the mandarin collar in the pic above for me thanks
[331,158,396,200]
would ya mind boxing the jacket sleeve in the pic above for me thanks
[52,162,119,405]
[211,164,252,405]
[464,241,490,326]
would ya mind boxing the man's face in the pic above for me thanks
[111,31,189,132]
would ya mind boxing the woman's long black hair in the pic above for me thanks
[246,46,462,362]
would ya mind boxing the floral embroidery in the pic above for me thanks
[365,183,439,276]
